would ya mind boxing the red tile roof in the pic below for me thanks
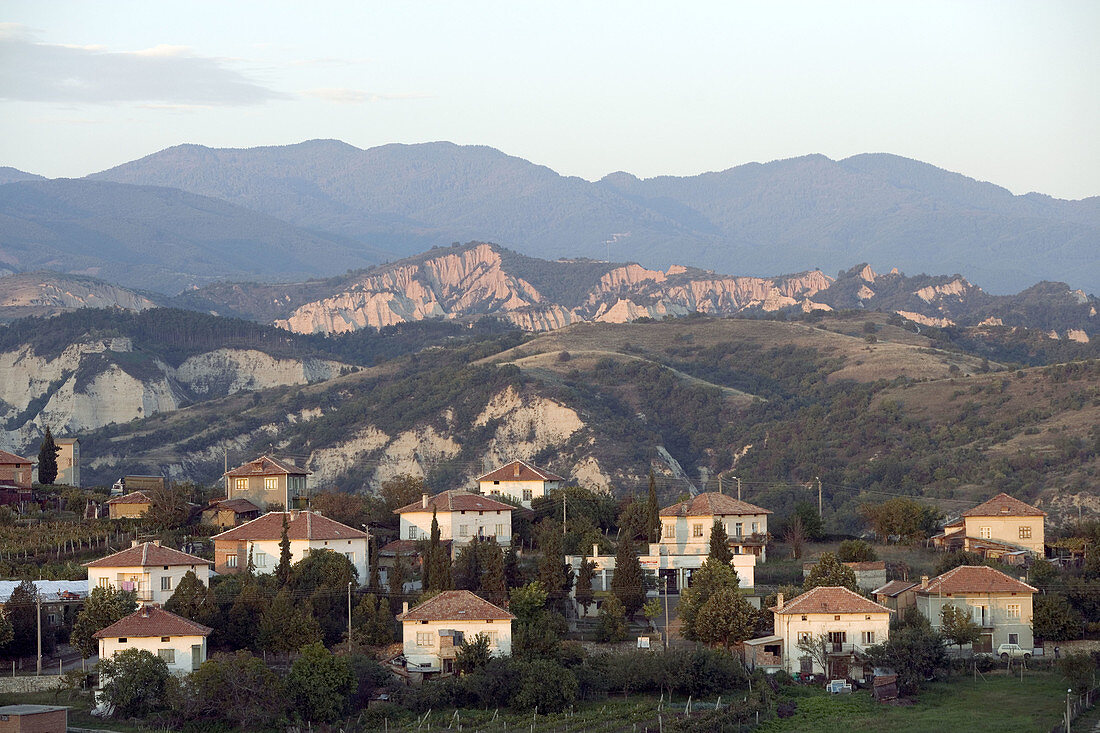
[961,493,1045,518]
[397,590,514,622]
[394,490,516,515]
[773,586,891,615]
[477,460,565,483]
[106,491,153,505]
[211,510,368,542]
[920,565,1036,595]
[224,455,309,478]
[872,580,918,597]
[659,492,771,518]
[0,450,32,465]
[206,498,262,514]
[94,606,211,639]
[84,542,211,568]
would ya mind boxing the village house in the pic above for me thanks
[915,565,1037,653]
[660,493,771,563]
[871,580,919,614]
[932,493,1046,559]
[54,437,80,487]
[200,498,262,529]
[223,455,310,511]
[803,560,886,593]
[106,491,154,519]
[95,606,211,676]
[84,541,211,606]
[111,475,165,496]
[397,590,514,680]
[761,586,892,679]
[0,580,87,630]
[477,460,564,509]
[0,449,33,490]
[211,510,369,581]
[396,491,514,548]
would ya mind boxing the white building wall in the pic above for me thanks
[660,512,770,561]
[401,618,512,671]
[400,509,512,546]
[87,564,210,606]
[98,633,208,676]
[480,479,558,509]
[234,538,369,584]
[773,611,891,674]
[917,592,1035,650]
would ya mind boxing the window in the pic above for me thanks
[751,522,759,533]
[797,631,811,642]
[1006,604,1021,619]
[118,637,127,643]
[161,636,170,642]
[264,477,278,490]
[255,552,268,568]
[416,632,434,647]
[522,489,533,502]
[408,526,418,539]
[495,524,505,537]
[1019,526,1031,539]
[801,615,807,621]
[98,577,110,589]
[158,648,175,664]
[979,526,991,539]
[734,523,743,536]
[692,524,703,538]
[459,525,469,537]
[235,478,247,490]
[226,554,238,568]
[344,552,355,563]
[664,524,675,539]
[1008,633,1019,645]
[161,576,172,591]
[862,631,875,645]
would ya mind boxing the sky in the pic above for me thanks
[1,1,1098,199]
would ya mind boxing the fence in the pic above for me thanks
[1050,687,1099,733]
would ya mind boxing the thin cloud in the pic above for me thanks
[302,88,429,104]
[0,29,286,105]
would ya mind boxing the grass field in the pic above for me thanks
[756,671,1071,733]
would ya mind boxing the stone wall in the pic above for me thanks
[0,674,63,693]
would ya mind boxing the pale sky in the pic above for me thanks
[2,1,1098,199]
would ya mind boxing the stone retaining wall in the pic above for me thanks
[0,674,63,693]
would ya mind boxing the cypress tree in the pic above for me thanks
[575,556,596,615]
[37,427,60,485]
[368,538,381,591]
[275,513,292,586]
[538,522,570,610]
[646,472,660,544]
[611,535,646,620]
[481,541,508,606]
[708,518,733,565]
[427,510,452,591]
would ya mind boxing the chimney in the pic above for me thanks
[141,607,150,618]
[593,543,599,559]
[920,575,929,590]
[289,509,299,521]
[514,463,521,477]
[153,539,161,547]
[131,539,139,548]
[402,601,409,614]
[422,492,429,509]
[776,593,784,610]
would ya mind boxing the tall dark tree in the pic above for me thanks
[6,580,39,658]
[70,586,138,658]
[480,540,508,606]
[453,539,483,591]
[368,539,381,591]
[275,513,292,586]
[37,427,60,485]
[425,510,452,592]
[389,553,408,611]
[646,472,661,544]
[611,535,646,620]
[709,518,733,565]
[503,545,520,588]
[164,571,218,629]
[575,556,596,616]
[537,521,572,610]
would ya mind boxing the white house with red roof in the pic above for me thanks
[223,454,310,510]
[477,460,564,509]
[395,491,514,547]
[95,606,211,676]
[211,510,369,581]
[84,541,211,606]
[761,586,892,678]
[915,565,1037,652]
[397,590,514,677]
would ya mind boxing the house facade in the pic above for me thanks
[211,510,369,581]
[396,491,513,548]
[84,541,211,606]
[55,437,80,487]
[106,491,153,519]
[915,565,1037,652]
[477,460,564,509]
[933,493,1046,558]
[223,455,310,510]
[769,586,892,679]
[872,580,918,614]
[0,449,33,489]
[95,606,211,676]
[201,498,262,529]
[397,590,514,678]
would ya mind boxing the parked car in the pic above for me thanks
[997,643,1032,661]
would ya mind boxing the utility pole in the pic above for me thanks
[816,477,822,519]
[223,447,229,499]
[347,582,353,652]
[563,493,567,536]
[35,594,41,676]
[736,476,742,501]
[663,575,669,651]
[1066,688,1072,733]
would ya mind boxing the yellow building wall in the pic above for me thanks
[109,502,150,519]
[964,515,1044,554]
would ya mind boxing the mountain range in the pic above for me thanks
[0,141,1095,295]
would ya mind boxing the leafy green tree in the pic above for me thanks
[0,609,12,653]
[388,553,408,607]
[285,642,356,724]
[795,632,830,675]
[454,538,483,591]
[480,540,508,607]
[803,552,858,592]
[176,651,287,729]
[860,498,940,543]
[611,535,646,620]
[223,579,265,650]
[694,586,755,649]
[98,648,170,718]
[503,545,520,589]
[678,559,741,641]
[783,515,808,559]
[866,625,947,694]
[259,589,322,654]
[837,539,877,563]
[646,472,661,544]
[380,474,425,515]
[642,597,663,632]
[37,427,59,485]
[1032,593,1084,642]
[617,498,651,542]
[144,485,190,531]
[537,521,572,611]
[940,603,982,652]
[455,632,492,674]
[289,548,358,646]
[933,551,985,576]
[598,595,628,642]
[276,513,292,586]
[790,502,824,541]
[351,594,395,647]
[510,582,560,659]
[709,518,733,565]
[1059,652,1096,693]
[511,659,578,712]
[164,570,218,628]
[71,586,138,658]
[6,580,39,658]
[575,556,596,616]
